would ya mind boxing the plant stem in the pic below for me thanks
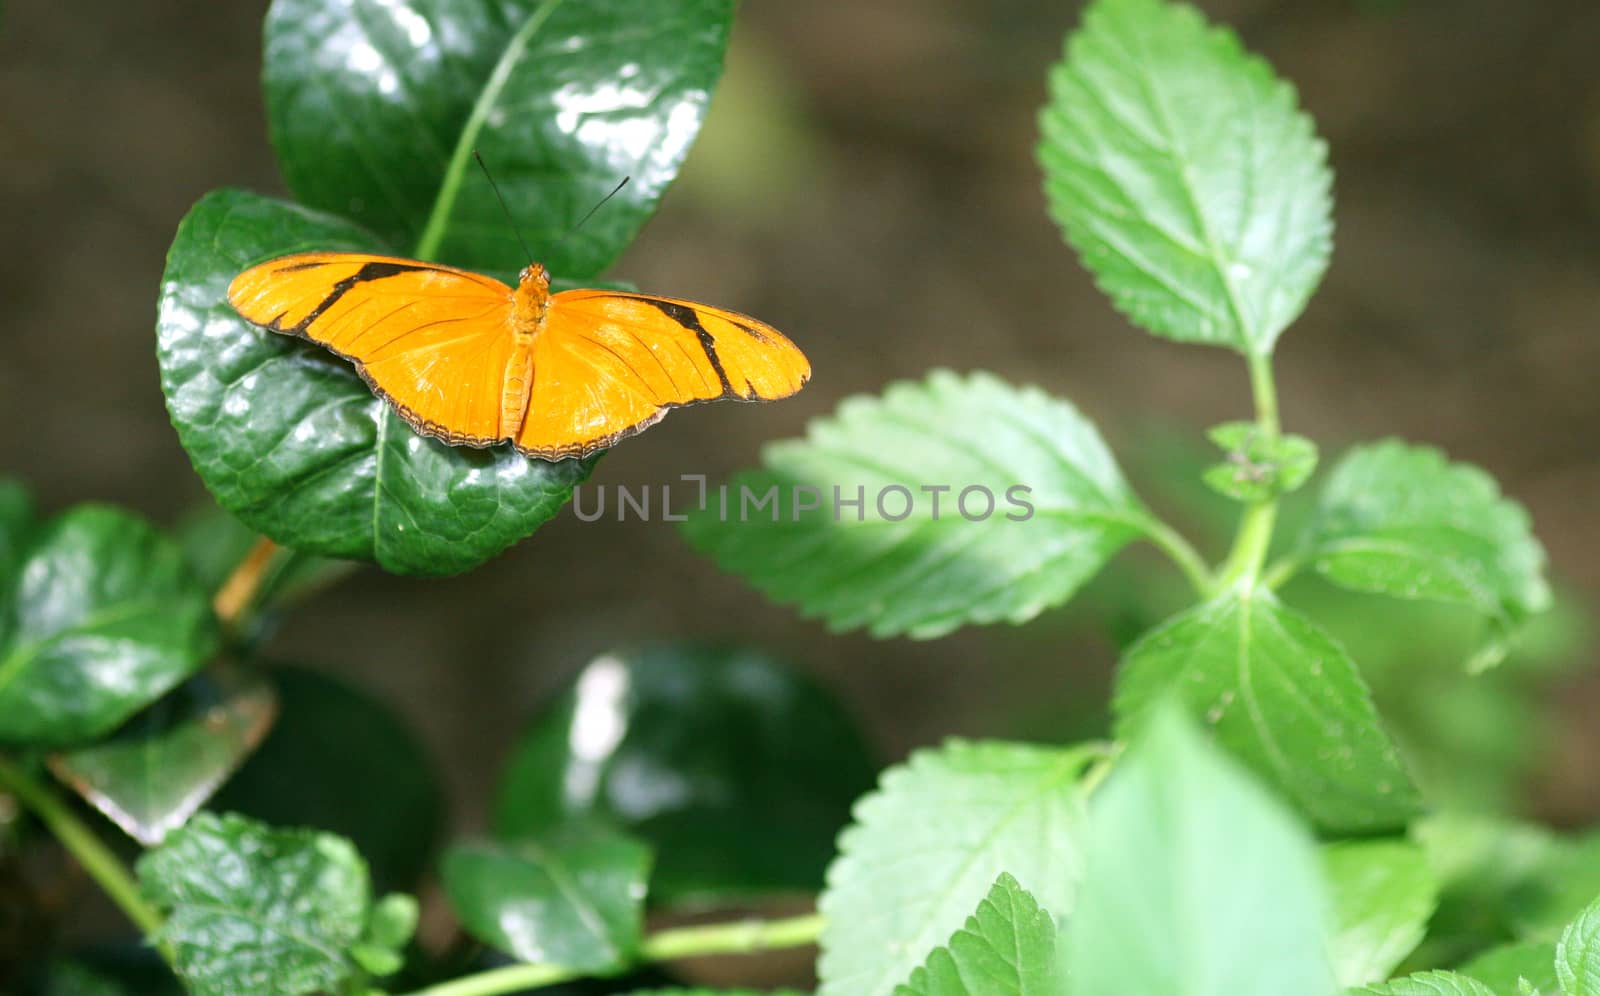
[212,535,280,627]
[0,754,165,940]
[1217,352,1282,591]
[1139,516,1212,597]
[398,912,827,996]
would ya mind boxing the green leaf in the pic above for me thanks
[138,812,375,996]
[1459,941,1558,995]
[1038,0,1332,354]
[213,665,443,893]
[0,479,34,613]
[683,370,1152,639]
[494,644,876,904]
[442,826,652,972]
[263,0,734,276]
[1352,972,1498,996]
[818,740,1096,996]
[1063,705,1334,996]
[176,505,353,622]
[48,662,277,845]
[1558,895,1600,996]
[156,188,593,576]
[1296,440,1551,668]
[893,873,1061,996]
[0,505,217,746]
[1203,421,1318,502]
[1114,588,1419,832]
[1324,840,1438,986]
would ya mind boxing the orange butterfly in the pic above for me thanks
[227,255,810,460]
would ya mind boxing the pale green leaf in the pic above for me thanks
[1353,971,1498,996]
[1459,941,1558,995]
[894,873,1061,996]
[1324,840,1438,986]
[1557,895,1600,996]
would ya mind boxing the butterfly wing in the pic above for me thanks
[227,252,518,446]
[517,290,812,459]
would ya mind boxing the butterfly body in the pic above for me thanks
[227,253,810,460]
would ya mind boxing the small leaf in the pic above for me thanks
[1458,941,1558,995]
[138,812,373,996]
[1062,705,1335,996]
[1353,971,1498,996]
[1203,422,1318,502]
[49,662,278,845]
[1038,0,1332,354]
[0,505,217,745]
[1114,587,1420,832]
[442,826,652,972]
[893,873,1061,996]
[818,740,1097,996]
[683,370,1153,639]
[366,892,420,951]
[264,0,735,276]
[1324,840,1438,986]
[156,188,592,576]
[1558,895,1600,996]
[494,644,876,904]
[1297,440,1551,668]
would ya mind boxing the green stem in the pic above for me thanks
[399,912,827,996]
[0,754,166,940]
[1139,516,1213,597]
[1259,555,1302,591]
[1217,352,1283,591]
[412,0,567,261]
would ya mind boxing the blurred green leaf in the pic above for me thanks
[1352,972,1498,995]
[0,479,35,616]
[1114,588,1419,832]
[32,961,130,996]
[1038,0,1331,354]
[1203,422,1318,503]
[263,0,734,277]
[176,506,354,623]
[138,812,385,996]
[893,873,1060,996]
[818,740,1097,996]
[1324,840,1438,986]
[495,644,875,904]
[1558,894,1600,995]
[684,370,1154,639]
[0,505,217,746]
[1411,814,1556,964]
[443,826,651,972]
[1294,440,1551,669]
[1506,832,1600,940]
[48,663,277,845]
[212,665,442,893]
[1062,705,1334,996]
[1458,941,1557,995]
[156,189,592,576]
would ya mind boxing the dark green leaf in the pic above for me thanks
[1352,972,1498,996]
[0,506,217,746]
[156,188,592,576]
[1038,0,1332,354]
[495,644,875,904]
[1296,440,1551,669]
[137,812,373,996]
[893,873,1060,996]
[32,961,130,996]
[442,826,651,972]
[1203,422,1318,502]
[1558,895,1600,996]
[1114,588,1419,832]
[1324,840,1438,986]
[48,663,277,845]
[818,740,1097,996]
[213,665,443,893]
[1459,941,1558,995]
[264,0,734,276]
[1062,705,1334,996]
[683,370,1154,639]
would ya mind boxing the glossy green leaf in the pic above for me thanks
[213,665,443,893]
[494,644,875,904]
[1459,942,1558,995]
[893,873,1061,996]
[48,663,277,845]
[156,188,592,576]
[442,826,652,972]
[1114,587,1418,832]
[1296,440,1551,668]
[1558,895,1600,995]
[1324,840,1438,986]
[1353,972,1498,996]
[1062,706,1335,996]
[137,812,380,996]
[0,505,217,746]
[1203,421,1318,503]
[818,740,1096,996]
[683,370,1154,639]
[264,0,735,276]
[1038,0,1332,354]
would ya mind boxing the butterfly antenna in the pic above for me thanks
[550,176,631,255]
[473,150,535,268]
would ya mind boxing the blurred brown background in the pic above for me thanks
[2,0,1599,828]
